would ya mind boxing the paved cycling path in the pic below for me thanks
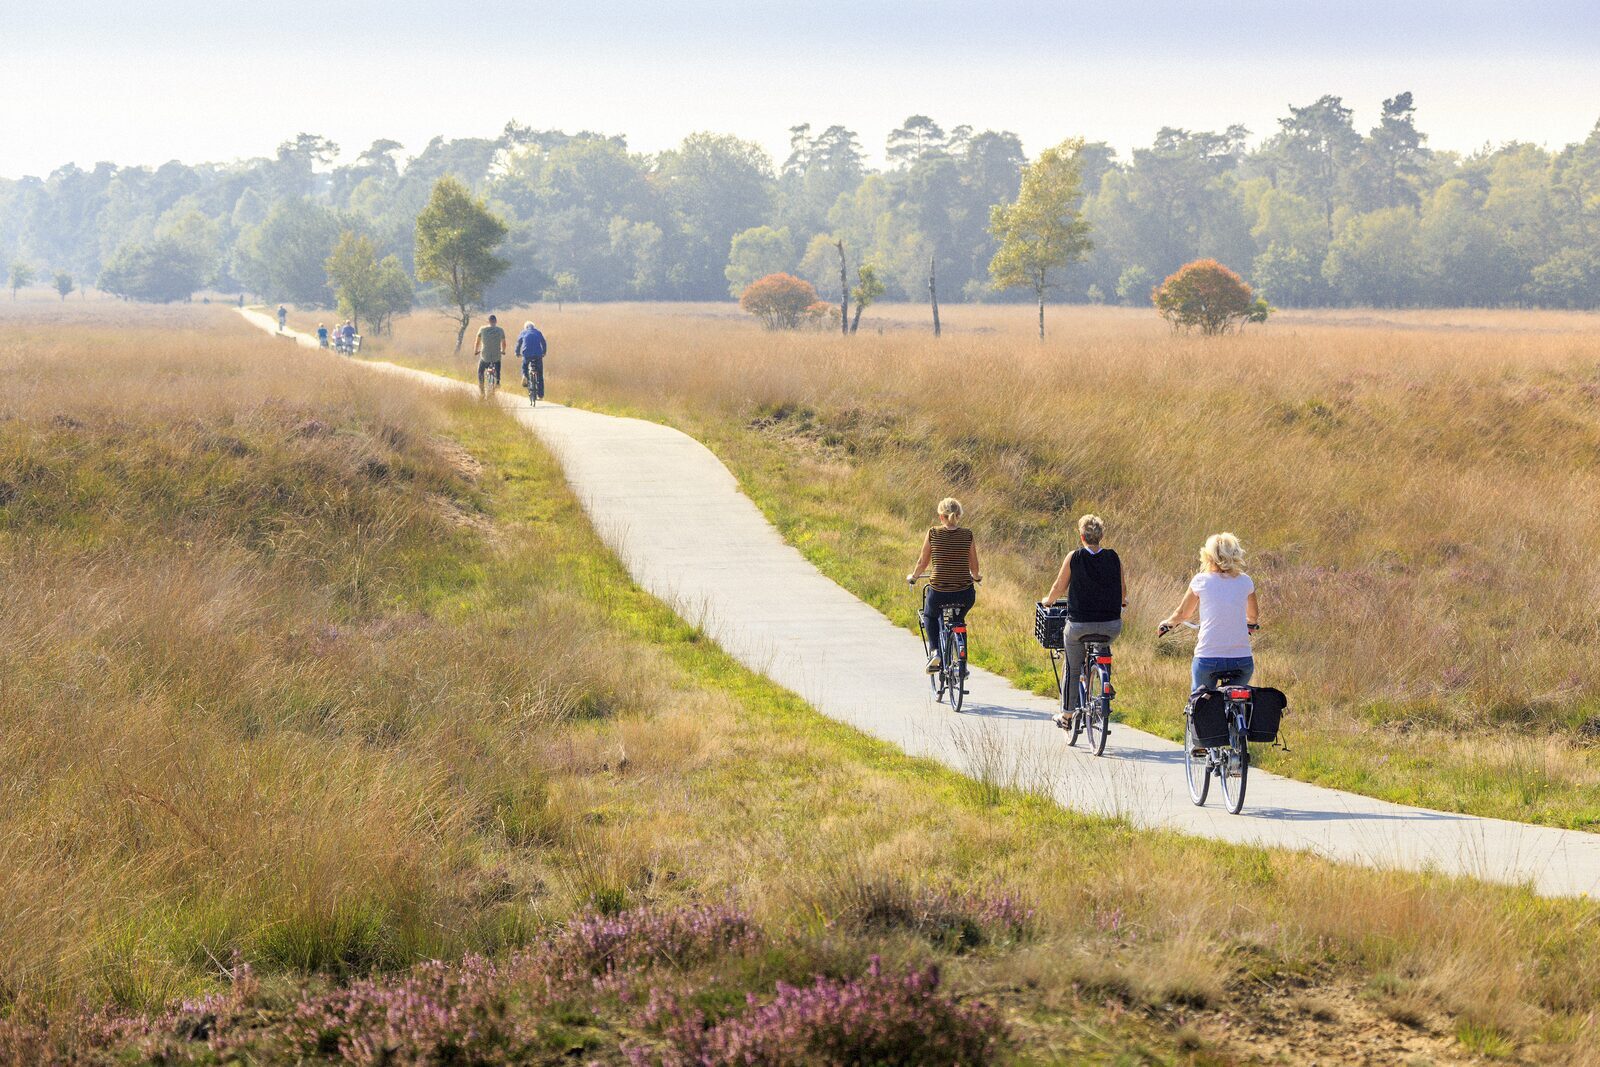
[242,308,1600,898]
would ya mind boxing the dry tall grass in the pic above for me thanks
[380,301,1600,825]
[0,306,666,1009]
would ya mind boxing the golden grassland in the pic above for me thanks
[8,303,1600,1061]
[371,299,1600,829]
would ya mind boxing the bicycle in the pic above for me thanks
[1034,604,1115,755]
[1161,623,1285,815]
[522,362,538,407]
[480,363,500,400]
[910,574,978,712]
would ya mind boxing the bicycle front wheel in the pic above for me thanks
[1185,716,1210,805]
[950,661,966,713]
[1219,719,1250,815]
[1087,665,1110,756]
[1066,674,1085,746]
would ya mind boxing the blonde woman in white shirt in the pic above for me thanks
[1158,532,1260,691]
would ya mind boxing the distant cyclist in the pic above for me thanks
[341,321,356,346]
[1040,514,1126,729]
[516,320,548,399]
[1159,532,1260,692]
[277,305,287,331]
[316,323,329,348]
[907,497,981,673]
[473,314,507,396]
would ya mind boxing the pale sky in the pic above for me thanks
[2,0,1596,178]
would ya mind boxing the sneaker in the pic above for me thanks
[1052,712,1071,730]
[925,655,942,674]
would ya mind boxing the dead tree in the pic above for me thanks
[836,240,849,336]
[928,254,941,338]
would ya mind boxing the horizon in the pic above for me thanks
[3,0,1597,179]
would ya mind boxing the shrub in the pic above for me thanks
[636,956,1005,1066]
[1152,259,1261,335]
[740,273,821,330]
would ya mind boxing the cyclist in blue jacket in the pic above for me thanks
[517,320,548,399]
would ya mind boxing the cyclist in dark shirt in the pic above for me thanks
[1040,514,1127,729]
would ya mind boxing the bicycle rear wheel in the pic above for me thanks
[1185,716,1210,805]
[1219,719,1250,814]
[1087,664,1110,756]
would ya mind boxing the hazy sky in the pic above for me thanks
[3,1,1596,177]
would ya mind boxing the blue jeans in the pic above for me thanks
[1193,656,1253,691]
[922,586,975,657]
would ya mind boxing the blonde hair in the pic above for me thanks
[1201,532,1246,575]
[1077,514,1105,545]
[937,497,963,520]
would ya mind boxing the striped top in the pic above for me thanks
[927,525,975,592]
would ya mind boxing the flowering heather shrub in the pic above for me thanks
[545,903,760,980]
[847,882,1036,953]
[632,956,1005,1066]
[276,955,536,1064]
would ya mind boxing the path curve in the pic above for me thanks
[240,309,1600,897]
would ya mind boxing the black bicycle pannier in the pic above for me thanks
[1034,603,1069,648]
[1187,689,1231,748]
[1247,687,1287,743]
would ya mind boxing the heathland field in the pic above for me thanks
[4,302,1600,1062]
[374,301,1600,830]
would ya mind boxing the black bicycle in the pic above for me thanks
[1158,623,1286,815]
[911,575,976,712]
[480,363,500,400]
[522,362,538,406]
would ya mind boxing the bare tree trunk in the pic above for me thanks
[850,302,864,334]
[835,240,849,337]
[454,307,470,353]
[1037,289,1046,341]
[928,255,941,338]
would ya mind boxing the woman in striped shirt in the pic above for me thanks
[907,497,983,673]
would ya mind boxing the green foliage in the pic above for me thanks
[725,225,794,298]
[849,263,886,333]
[98,237,208,302]
[6,107,1600,309]
[8,260,34,298]
[1114,265,1151,306]
[989,138,1094,337]
[543,270,580,309]
[414,177,508,352]
[53,271,73,300]
[324,231,412,334]
[234,199,344,305]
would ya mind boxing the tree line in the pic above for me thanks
[3,96,1598,310]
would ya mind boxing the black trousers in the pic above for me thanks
[477,360,501,390]
[922,586,976,654]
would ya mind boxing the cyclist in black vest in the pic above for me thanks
[1040,514,1126,729]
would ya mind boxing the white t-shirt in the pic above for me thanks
[1189,571,1255,658]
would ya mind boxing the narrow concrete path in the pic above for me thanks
[241,309,1600,897]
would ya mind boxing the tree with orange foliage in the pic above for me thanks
[740,273,821,330]
[1152,259,1271,335]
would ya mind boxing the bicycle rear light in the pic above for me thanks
[1227,688,1251,700]
[1095,655,1113,665]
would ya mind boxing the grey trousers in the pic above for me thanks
[1062,619,1122,708]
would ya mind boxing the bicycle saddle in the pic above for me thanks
[1077,633,1112,644]
[1211,670,1247,685]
